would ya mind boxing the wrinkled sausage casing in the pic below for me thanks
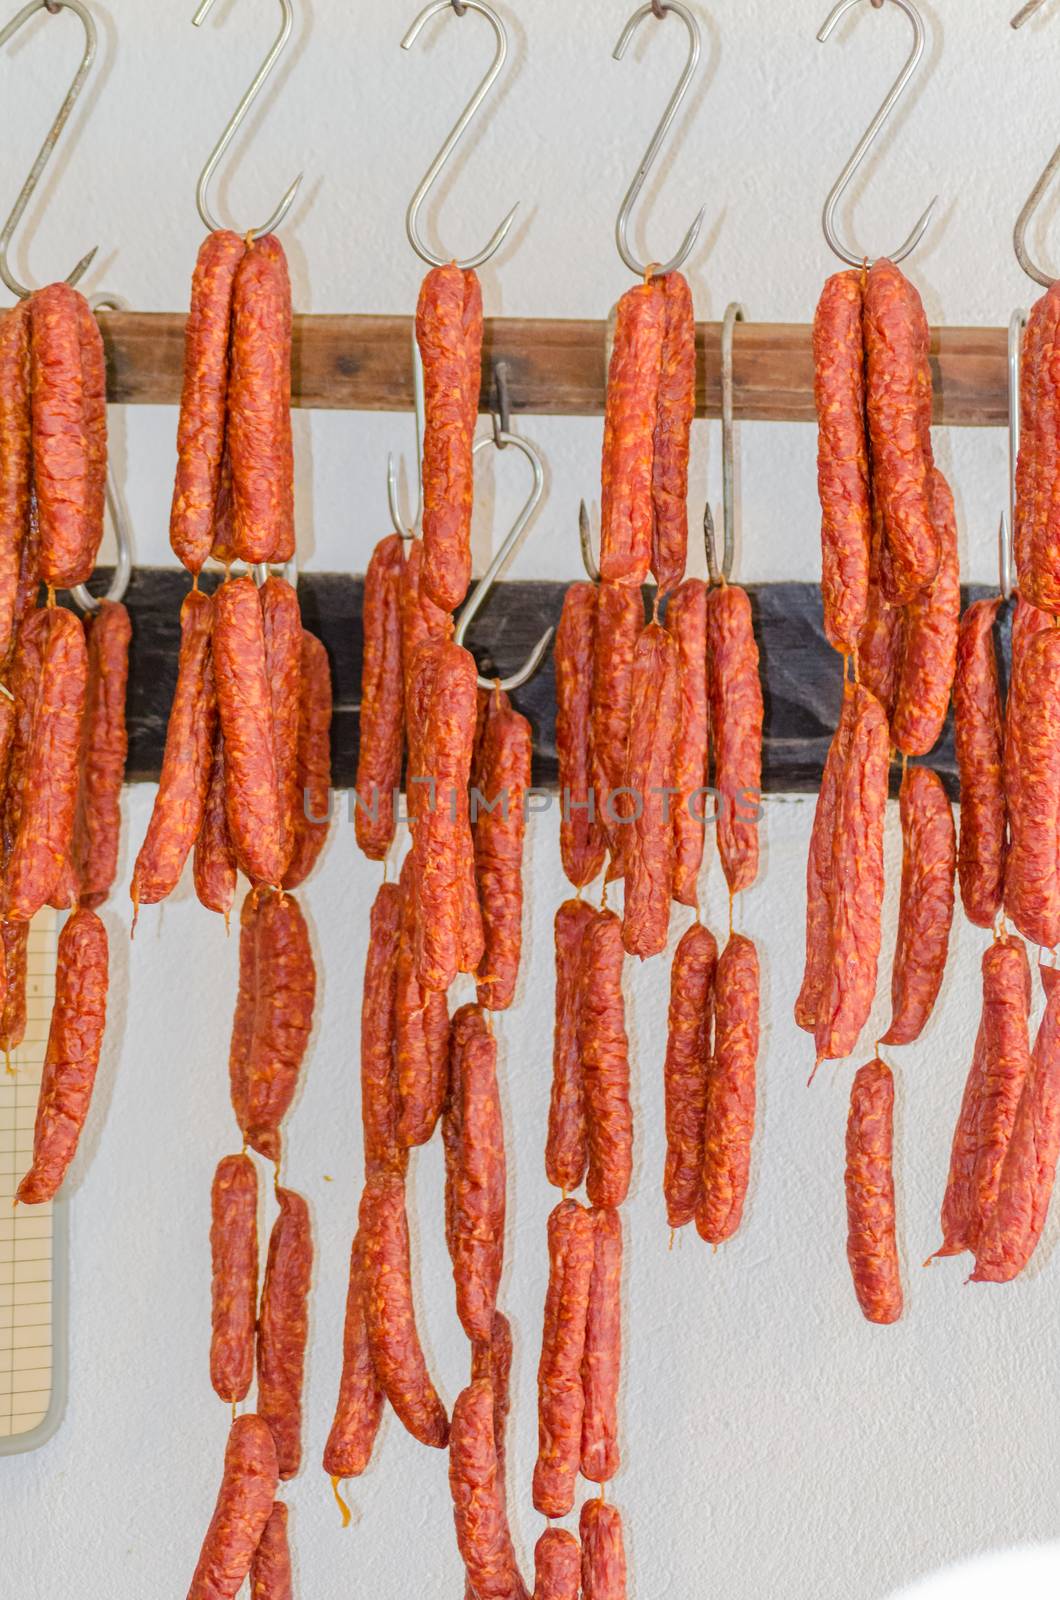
[0,300,31,662]
[554,582,606,889]
[697,932,759,1245]
[473,687,532,1010]
[706,583,763,896]
[214,575,289,888]
[360,881,406,1179]
[260,576,302,881]
[282,630,333,891]
[533,1198,595,1519]
[417,265,483,612]
[813,270,871,653]
[881,766,955,1047]
[578,909,633,1210]
[399,537,452,705]
[448,1379,526,1600]
[1004,624,1060,948]
[591,583,643,880]
[664,921,717,1229]
[395,854,450,1149]
[621,621,679,959]
[30,283,107,589]
[954,597,1005,928]
[580,1205,622,1485]
[234,888,316,1165]
[666,578,709,908]
[973,936,1032,1242]
[194,728,237,920]
[448,1004,506,1344]
[1013,286,1060,588]
[796,681,856,1034]
[323,1230,384,1480]
[845,1058,903,1325]
[210,1153,258,1405]
[890,468,960,758]
[534,1528,581,1600]
[580,1497,628,1600]
[651,272,696,595]
[599,280,665,588]
[857,503,903,720]
[227,235,295,565]
[355,534,405,861]
[257,1186,313,1480]
[185,1413,278,1600]
[71,600,131,908]
[249,1502,292,1600]
[547,898,595,1193]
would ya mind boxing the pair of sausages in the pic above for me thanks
[185,1418,296,1600]
[472,685,532,1010]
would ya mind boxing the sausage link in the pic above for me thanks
[323,1230,384,1480]
[813,270,872,653]
[592,583,643,880]
[241,888,316,1164]
[359,1169,449,1448]
[600,281,665,587]
[532,1198,595,1518]
[228,235,294,565]
[621,621,679,958]
[697,932,759,1244]
[355,534,405,860]
[580,1205,622,1485]
[448,1003,506,1342]
[131,588,216,906]
[214,575,287,887]
[1,607,47,871]
[706,583,763,896]
[973,936,1032,1241]
[666,578,709,908]
[580,1498,627,1600]
[194,727,237,921]
[651,272,696,594]
[954,597,1005,928]
[664,922,717,1229]
[795,682,856,1033]
[11,490,40,637]
[76,295,106,568]
[169,230,245,573]
[534,1529,581,1600]
[814,682,889,1065]
[30,284,101,589]
[0,920,28,1054]
[282,630,333,890]
[881,766,955,1046]
[399,538,452,706]
[210,443,236,566]
[257,1186,313,1480]
[395,854,450,1148]
[891,468,960,756]
[186,1413,278,1600]
[486,1310,513,1482]
[210,1153,258,1405]
[934,1011,988,1260]
[361,881,406,1179]
[1004,624,1060,947]
[1014,287,1060,586]
[4,607,88,921]
[863,259,938,603]
[546,898,595,1193]
[15,908,108,1204]
[249,1502,292,1600]
[0,301,31,662]
[449,1379,527,1600]
[973,977,1060,1283]
[228,889,261,1136]
[856,505,903,717]
[579,909,633,1210]
[71,600,131,909]
[473,687,531,1010]
[1027,303,1060,612]
[417,265,483,611]
[845,1058,903,1325]
[260,577,302,879]
[555,582,606,889]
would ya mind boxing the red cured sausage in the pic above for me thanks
[813,270,871,653]
[249,1503,292,1600]
[890,468,960,757]
[74,296,106,574]
[448,1004,506,1343]
[814,682,889,1065]
[697,932,759,1244]
[666,578,709,908]
[257,1186,313,1480]
[359,1169,449,1448]
[1005,625,1060,947]
[534,1529,581,1600]
[169,230,245,573]
[473,686,532,1010]
[592,583,642,879]
[1,608,47,875]
[30,284,105,589]
[228,889,261,1136]
[260,577,302,878]
[973,936,1032,1240]
[186,1413,278,1600]
[795,681,856,1034]
[578,910,633,1211]
[448,1379,526,1600]
[1014,287,1060,587]
[934,1011,988,1260]
[399,538,451,705]
[663,921,717,1229]
[4,606,88,922]
[547,898,594,1194]
[227,235,294,565]
[600,281,665,587]
[417,265,483,611]
[973,978,1060,1283]
[580,1498,627,1600]
[361,881,406,1179]
[0,921,28,1055]
[856,505,903,717]
[395,855,450,1149]
[845,1058,903,1325]
[863,259,938,603]
[532,1198,594,1518]
[651,272,696,594]
[580,1206,622,1485]
[71,600,131,909]
[323,1230,384,1481]
[131,588,216,907]
[555,582,606,889]
[239,888,316,1164]
[16,908,108,1204]
[194,728,237,921]
[0,301,31,662]
[355,534,405,861]
[214,575,288,887]
[881,766,955,1046]
[706,583,763,896]
[210,1153,258,1404]
[954,597,1005,928]
[282,630,332,890]
[621,621,679,959]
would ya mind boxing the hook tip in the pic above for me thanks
[67,245,99,288]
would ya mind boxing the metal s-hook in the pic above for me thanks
[612,1,706,278]
[0,0,98,299]
[1012,0,1050,24]
[191,0,303,238]
[69,293,134,613]
[998,307,1026,601]
[578,500,601,583]
[816,0,938,268]
[704,302,743,585]
[1012,3,1060,285]
[387,323,426,539]
[400,0,519,270]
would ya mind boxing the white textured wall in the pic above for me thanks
[4,1,1060,1597]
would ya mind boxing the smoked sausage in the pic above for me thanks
[954,597,1005,928]
[555,582,606,890]
[706,583,763,897]
[355,534,405,861]
[448,1004,506,1344]
[697,932,758,1245]
[813,270,871,653]
[621,620,679,959]
[185,1413,278,1600]
[532,1198,594,1518]
[210,1153,258,1405]
[881,766,955,1047]
[578,910,633,1211]
[323,1230,384,1481]
[663,921,716,1230]
[580,1206,622,1485]
[599,281,665,588]
[845,1058,903,1325]
[417,265,483,612]
[666,578,709,909]
[651,272,695,594]
[71,600,131,909]
[546,898,594,1194]
[282,630,333,890]
[472,686,532,1010]
[227,235,295,565]
[257,1186,313,1480]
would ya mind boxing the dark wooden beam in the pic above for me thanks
[98,313,1009,426]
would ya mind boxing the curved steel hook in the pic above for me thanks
[401,0,519,270]
[388,323,426,539]
[0,0,98,299]
[191,0,303,238]
[1012,0,1049,24]
[69,294,134,613]
[998,307,1027,601]
[454,428,552,692]
[612,1,706,278]
[817,0,938,268]
[1012,1,1060,286]
[577,499,601,583]
[703,303,743,585]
